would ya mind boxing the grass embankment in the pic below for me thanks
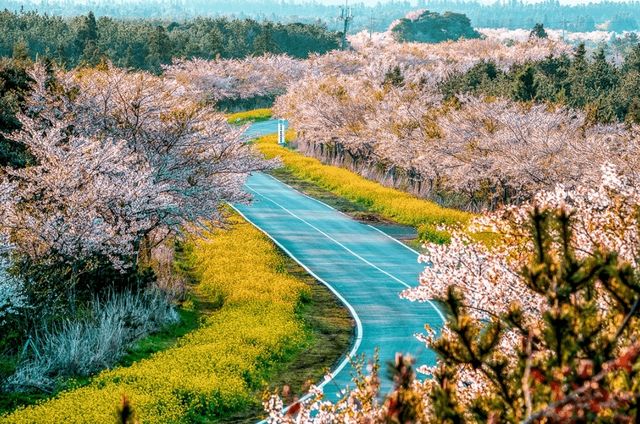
[255,132,472,243]
[226,108,273,125]
[2,216,352,423]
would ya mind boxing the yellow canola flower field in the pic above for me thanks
[2,217,307,423]
[256,132,471,242]
[227,108,273,125]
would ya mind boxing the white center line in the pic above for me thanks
[245,183,446,323]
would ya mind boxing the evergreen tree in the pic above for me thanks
[75,11,98,51]
[512,64,538,101]
[383,65,405,87]
[146,25,171,73]
[566,43,589,108]
[207,27,224,59]
[622,43,640,73]
[620,44,640,123]
[11,40,29,62]
[529,23,548,39]
[587,48,618,94]
[253,22,278,55]
[0,58,32,167]
[75,12,101,66]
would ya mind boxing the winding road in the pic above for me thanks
[236,121,444,402]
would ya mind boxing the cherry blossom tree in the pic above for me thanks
[0,63,269,306]
[277,63,639,210]
[164,55,307,104]
[273,37,585,210]
[71,65,268,227]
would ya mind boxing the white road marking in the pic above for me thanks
[262,173,349,216]
[367,224,421,256]
[245,183,446,324]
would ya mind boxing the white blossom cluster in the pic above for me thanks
[409,164,640,322]
[402,231,543,321]
[263,382,391,424]
[405,165,640,400]
[165,55,307,103]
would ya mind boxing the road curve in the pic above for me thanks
[234,121,444,402]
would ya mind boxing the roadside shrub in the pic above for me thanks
[15,256,156,322]
[1,217,307,423]
[0,241,29,351]
[4,289,178,393]
[149,243,189,302]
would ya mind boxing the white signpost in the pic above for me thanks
[277,119,286,145]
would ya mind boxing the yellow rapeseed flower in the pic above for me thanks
[2,217,307,424]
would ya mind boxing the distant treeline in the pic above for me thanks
[0,10,340,72]
[426,0,640,33]
[1,0,640,33]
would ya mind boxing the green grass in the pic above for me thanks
[227,108,273,125]
[117,306,200,367]
[270,166,419,240]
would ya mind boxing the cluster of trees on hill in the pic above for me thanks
[390,9,480,43]
[0,10,340,72]
[2,0,640,33]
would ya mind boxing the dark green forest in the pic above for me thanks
[0,10,340,72]
[0,54,31,168]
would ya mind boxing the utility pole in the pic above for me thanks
[369,13,376,40]
[339,1,353,50]
[560,18,568,42]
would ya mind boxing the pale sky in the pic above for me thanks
[32,0,637,4]
[314,0,632,4]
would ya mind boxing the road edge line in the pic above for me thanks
[244,183,447,325]
[262,172,349,216]
[228,204,363,420]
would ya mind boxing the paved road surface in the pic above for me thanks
[233,121,444,402]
